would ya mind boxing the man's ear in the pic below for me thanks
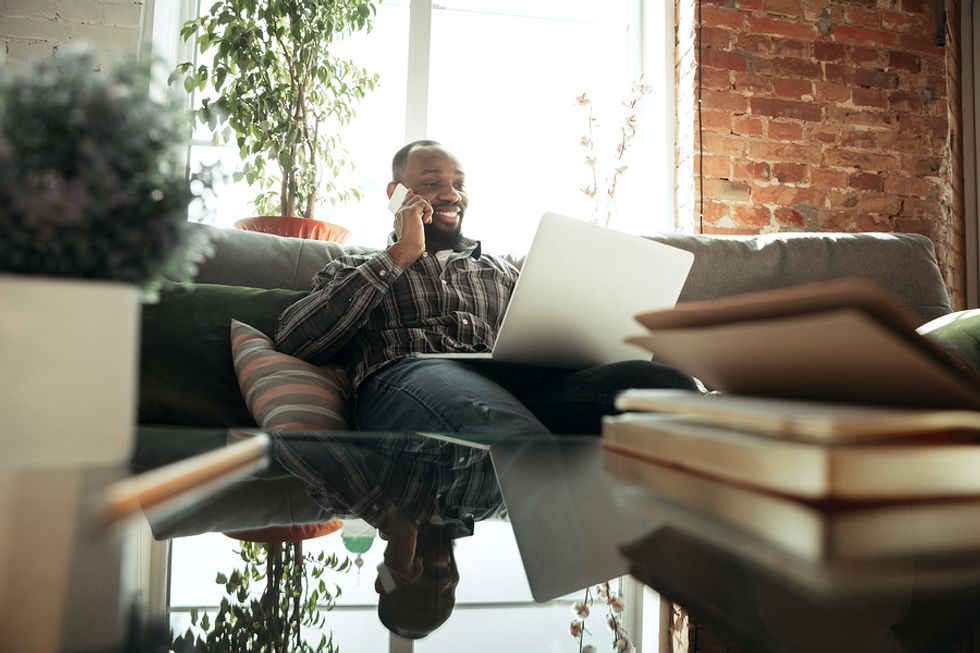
[386,182,398,198]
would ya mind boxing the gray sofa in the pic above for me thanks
[137,223,954,431]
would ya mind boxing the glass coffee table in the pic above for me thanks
[10,426,980,652]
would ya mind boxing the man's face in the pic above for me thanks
[397,146,468,249]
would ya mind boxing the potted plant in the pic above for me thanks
[0,45,213,467]
[172,0,380,242]
[170,536,350,652]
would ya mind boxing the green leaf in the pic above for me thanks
[215,572,228,584]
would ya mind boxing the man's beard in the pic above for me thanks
[424,217,464,251]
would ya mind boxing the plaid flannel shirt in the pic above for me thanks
[275,235,519,390]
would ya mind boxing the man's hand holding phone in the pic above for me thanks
[388,183,432,269]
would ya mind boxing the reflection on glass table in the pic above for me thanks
[152,428,654,652]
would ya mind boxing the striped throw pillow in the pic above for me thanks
[230,319,351,431]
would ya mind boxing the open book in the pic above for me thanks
[626,279,980,410]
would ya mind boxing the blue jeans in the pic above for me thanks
[354,357,699,435]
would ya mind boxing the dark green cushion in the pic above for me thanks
[139,283,308,426]
[918,309,980,377]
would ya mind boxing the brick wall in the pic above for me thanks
[0,0,146,70]
[676,0,967,308]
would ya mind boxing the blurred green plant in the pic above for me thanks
[171,0,380,219]
[0,45,213,300]
[171,540,351,653]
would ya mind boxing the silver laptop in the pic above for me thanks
[421,212,695,368]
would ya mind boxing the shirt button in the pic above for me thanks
[379,270,386,277]
[441,279,448,285]
[462,319,469,325]
[422,252,429,257]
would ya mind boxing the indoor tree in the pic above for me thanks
[172,0,379,220]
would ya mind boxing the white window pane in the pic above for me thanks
[427,3,635,256]
[324,2,411,247]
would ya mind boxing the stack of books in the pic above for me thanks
[602,280,980,570]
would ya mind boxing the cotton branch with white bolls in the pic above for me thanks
[576,79,653,229]
[567,581,635,652]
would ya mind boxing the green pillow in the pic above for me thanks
[917,309,980,377]
[139,283,308,426]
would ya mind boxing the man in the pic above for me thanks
[275,140,697,434]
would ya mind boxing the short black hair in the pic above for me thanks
[392,139,443,180]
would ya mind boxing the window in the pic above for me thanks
[161,0,673,256]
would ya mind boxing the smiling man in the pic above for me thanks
[276,140,697,435]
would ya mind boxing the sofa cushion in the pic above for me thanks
[191,223,375,290]
[917,309,980,377]
[139,283,307,426]
[649,232,953,325]
[230,319,351,431]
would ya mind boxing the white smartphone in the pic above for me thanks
[387,183,409,214]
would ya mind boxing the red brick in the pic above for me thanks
[733,72,775,93]
[702,90,749,113]
[845,7,880,27]
[702,201,732,224]
[700,154,732,178]
[848,171,884,191]
[770,57,823,78]
[851,87,889,107]
[854,214,896,231]
[736,33,773,55]
[702,110,733,132]
[811,168,849,188]
[764,0,803,16]
[747,141,824,163]
[701,26,733,49]
[733,116,765,136]
[832,25,897,46]
[888,50,921,72]
[901,155,943,175]
[701,68,733,91]
[733,205,774,227]
[702,47,749,71]
[733,160,772,180]
[804,126,841,143]
[825,106,898,128]
[752,184,828,206]
[768,120,804,140]
[829,191,900,212]
[702,225,764,235]
[774,39,811,58]
[704,179,753,201]
[823,148,900,171]
[850,47,887,67]
[774,77,814,98]
[774,206,807,226]
[813,81,852,102]
[750,97,823,121]
[889,90,924,111]
[737,0,764,10]
[883,175,937,198]
[840,130,880,149]
[773,162,810,182]
[881,11,923,32]
[702,5,748,30]
[851,68,899,89]
[703,132,749,156]
[898,198,943,219]
[901,0,932,15]
[813,41,847,61]
[824,63,850,83]
[746,15,818,39]
[818,210,859,230]
[898,33,945,55]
